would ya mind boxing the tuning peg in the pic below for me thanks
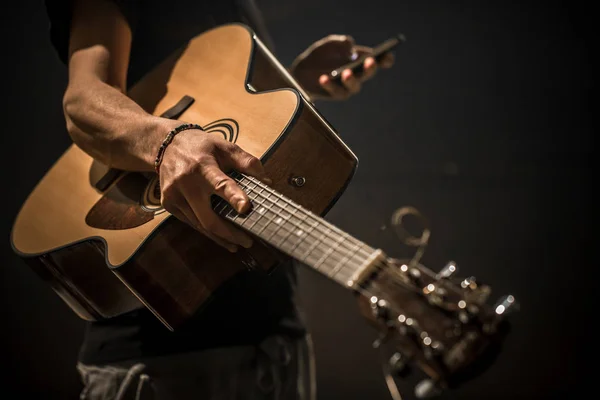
[436,261,457,279]
[372,330,392,349]
[494,295,517,317]
[389,352,411,377]
[414,379,442,399]
[370,296,391,321]
[460,276,478,290]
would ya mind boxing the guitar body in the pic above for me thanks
[10,24,357,330]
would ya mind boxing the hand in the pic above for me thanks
[158,126,270,253]
[290,34,394,101]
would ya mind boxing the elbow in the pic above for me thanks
[61,87,113,166]
[62,87,82,141]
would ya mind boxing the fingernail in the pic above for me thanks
[263,177,272,185]
[228,245,238,253]
[342,69,352,80]
[319,75,329,85]
[236,198,247,213]
[242,239,253,249]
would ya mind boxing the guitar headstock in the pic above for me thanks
[357,257,517,398]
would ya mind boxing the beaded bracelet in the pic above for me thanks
[154,123,202,174]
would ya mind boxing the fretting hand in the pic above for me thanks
[159,125,270,253]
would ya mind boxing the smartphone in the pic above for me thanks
[321,33,406,96]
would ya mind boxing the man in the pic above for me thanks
[44,0,394,398]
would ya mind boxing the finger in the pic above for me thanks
[319,74,349,99]
[182,182,254,249]
[380,51,395,68]
[200,157,250,213]
[220,143,272,185]
[341,69,360,94]
[361,56,378,80]
[172,203,239,253]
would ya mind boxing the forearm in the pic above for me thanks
[63,77,178,172]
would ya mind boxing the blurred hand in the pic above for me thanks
[159,127,270,252]
[290,34,394,100]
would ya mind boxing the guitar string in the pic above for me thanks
[216,175,437,295]
[210,177,467,347]
[228,175,468,304]
[215,175,425,290]
[233,172,374,259]
[230,174,435,289]
[213,176,371,281]
[215,181,461,377]
[212,174,467,361]
[227,179,456,328]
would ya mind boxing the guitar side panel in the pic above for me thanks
[113,99,358,330]
[11,24,358,329]
[24,241,143,321]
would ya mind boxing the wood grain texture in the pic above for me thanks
[115,98,358,329]
[11,24,299,267]
[10,24,357,328]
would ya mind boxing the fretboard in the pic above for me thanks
[211,172,378,287]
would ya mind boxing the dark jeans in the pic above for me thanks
[76,334,316,400]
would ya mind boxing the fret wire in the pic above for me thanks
[289,214,318,253]
[235,177,310,242]
[241,175,373,257]
[264,197,291,243]
[240,180,319,253]
[242,174,369,246]
[214,184,363,274]
[312,234,347,272]
[199,179,409,304]
[234,179,303,245]
[253,186,279,237]
[332,243,375,282]
[233,180,352,269]
[268,192,300,248]
[200,182,423,314]
[237,176,370,256]
[297,228,328,264]
[234,177,370,269]
[329,238,362,277]
[234,174,365,254]
[209,175,376,274]
[239,182,267,230]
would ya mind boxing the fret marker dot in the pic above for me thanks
[275,217,282,224]
[258,207,265,214]
[296,230,304,236]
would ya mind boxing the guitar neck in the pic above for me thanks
[212,172,379,287]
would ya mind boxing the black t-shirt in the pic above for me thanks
[44,0,306,365]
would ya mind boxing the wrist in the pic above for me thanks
[153,121,203,174]
[137,117,188,171]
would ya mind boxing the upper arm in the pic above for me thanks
[67,0,132,92]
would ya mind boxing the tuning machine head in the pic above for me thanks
[436,261,458,279]
[358,256,518,399]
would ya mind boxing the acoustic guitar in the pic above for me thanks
[10,24,516,398]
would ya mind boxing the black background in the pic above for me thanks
[2,0,593,399]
